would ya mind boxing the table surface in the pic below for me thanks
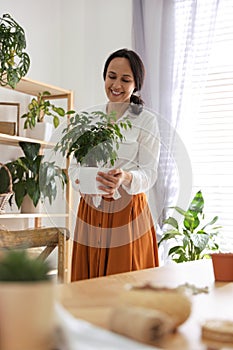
[57,259,233,350]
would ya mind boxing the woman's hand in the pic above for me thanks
[96,168,132,198]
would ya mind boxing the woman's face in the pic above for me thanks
[104,57,136,103]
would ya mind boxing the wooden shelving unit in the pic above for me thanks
[0,213,69,219]
[1,77,74,226]
[0,133,56,148]
[1,77,74,282]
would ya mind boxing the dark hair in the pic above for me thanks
[103,48,145,107]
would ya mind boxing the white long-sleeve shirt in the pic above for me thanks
[68,105,160,197]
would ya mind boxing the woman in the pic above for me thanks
[69,48,160,281]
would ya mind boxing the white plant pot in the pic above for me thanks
[26,122,53,142]
[0,281,55,350]
[79,167,110,195]
[21,195,45,214]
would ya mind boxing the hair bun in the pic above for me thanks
[129,102,143,115]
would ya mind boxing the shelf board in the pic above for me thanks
[0,133,56,147]
[5,77,72,97]
[0,213,69,219]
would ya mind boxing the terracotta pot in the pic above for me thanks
[211,253,233,282]
[0,281,55,350]
[79,166,110,194]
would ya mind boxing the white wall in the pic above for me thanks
[1,0,132,108]
[60,0,133,109]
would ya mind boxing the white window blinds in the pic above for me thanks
[187,0,233,252]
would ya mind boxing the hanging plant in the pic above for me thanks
[0,13,30,89]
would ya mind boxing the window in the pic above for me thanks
[187,0,233,251]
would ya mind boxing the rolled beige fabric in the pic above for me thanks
[119,289,192,328]
[109,305,175,343]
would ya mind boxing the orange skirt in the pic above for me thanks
[71,189,159,281]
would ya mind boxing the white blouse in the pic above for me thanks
[68,105,160,197]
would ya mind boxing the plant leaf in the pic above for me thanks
[163,217,179,229]
[188,190,204,213]
[19,141,40,160]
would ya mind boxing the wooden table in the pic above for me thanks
[57,260,233,349]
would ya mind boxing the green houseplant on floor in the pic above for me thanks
[0,250,54,350]
[3,141,67,210]
[0,13,30,89]
[158,190,221,262]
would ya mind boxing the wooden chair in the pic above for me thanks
[0,227,70,283]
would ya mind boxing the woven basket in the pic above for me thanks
[0,163,14,213]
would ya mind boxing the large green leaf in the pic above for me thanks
[188,190,204,213]
[201,216,219,230]
[13,181,26,208]
[191,232,209,251]
[26,178,40,206]
[0,166,10,193]
[163,217,179,229]
[184,211,200,231]
[158,230,181,246]
[19,142,40,161]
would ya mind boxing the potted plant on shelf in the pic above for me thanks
[4,141,67,212]
[54,110,131,194]
[158,190,221,263]
[0,13,30,89]
[21,91,74,141]
[0,249,54,350]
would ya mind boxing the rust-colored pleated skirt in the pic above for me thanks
[71,189,159,281]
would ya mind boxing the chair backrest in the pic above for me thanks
[0,227,70,283]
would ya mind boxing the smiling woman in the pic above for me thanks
[104,57,136,105]
[69,48,161,281]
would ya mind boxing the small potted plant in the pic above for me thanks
[4,141,67,212]
[0,13,30,89]
[21,91,73,141]
[158,190,221,263]
[0,250,54,350]
[54,110,131,194]
[211,251,233,282]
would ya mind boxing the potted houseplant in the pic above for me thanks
[0,13,30,89]
[21,91,73,141]
[4,141,67,212]
[211,251,233,282]
[0,250,54,350]
[54,110,131,194]
[158,190,221,262]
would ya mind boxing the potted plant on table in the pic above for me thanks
[158,190,221,262]
[0,13,30,89]
[0,250,54,350]
[21,91,73,141]
[54,110,131,194]
[3,141,67,212]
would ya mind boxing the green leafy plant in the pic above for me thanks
[54,110,132,167]
[158,190,220,262]
[21,91,73,129]
[4,141,67,208]
[0,165,12,195]
[0,250,51,282]
[0,13,30,89]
